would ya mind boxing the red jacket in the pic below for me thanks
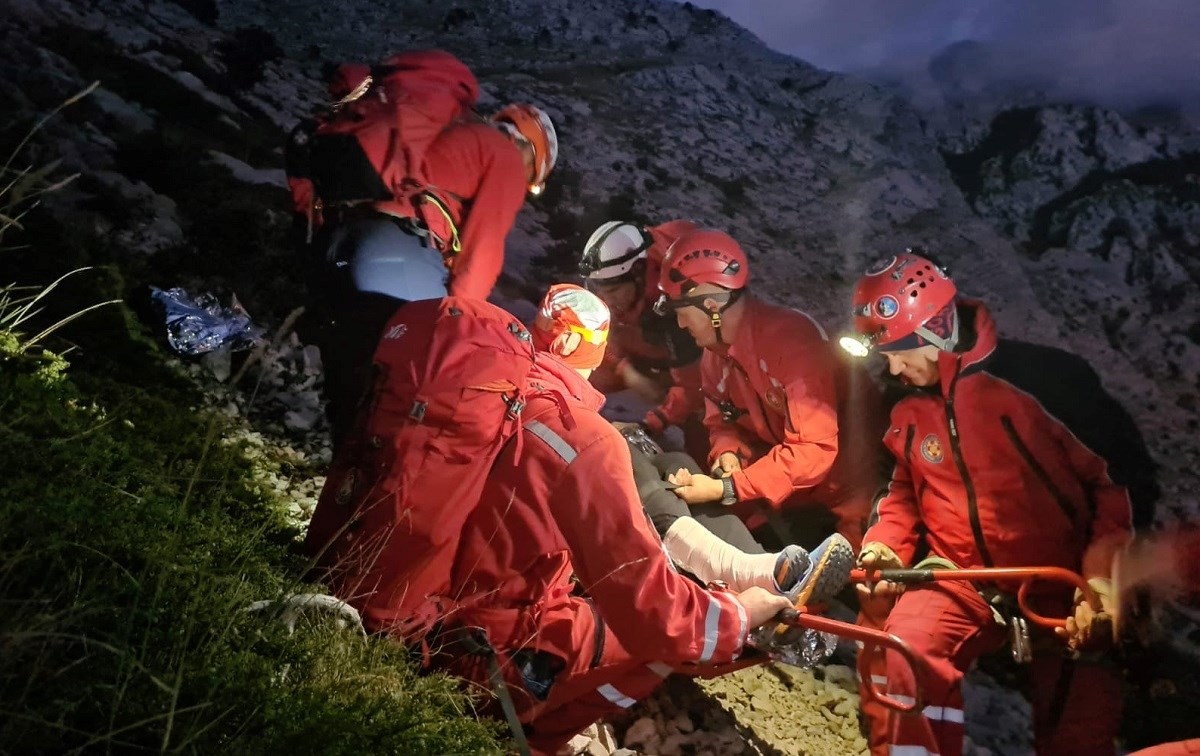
[423,122,528,300]
[450,355,748,665]
[864,301,1136,581]
[702,297,883,541]
[600,221,705,430]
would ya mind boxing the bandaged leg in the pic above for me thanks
[662,515,780,591]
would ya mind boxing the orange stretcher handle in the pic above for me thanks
[851,566,1100,630]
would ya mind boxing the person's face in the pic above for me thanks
[881,344,942,387]
[588,279,641,318]
[672,284,728,349]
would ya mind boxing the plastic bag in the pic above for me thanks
[748,625,838,668]
[150,286,265,356]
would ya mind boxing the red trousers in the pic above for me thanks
[436,598,670,755]
[859,580,1123,756]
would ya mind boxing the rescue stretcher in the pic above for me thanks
[693,566,1106,715]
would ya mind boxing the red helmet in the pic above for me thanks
[846,251,958,354]
[657,228,749,300]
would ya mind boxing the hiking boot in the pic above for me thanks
[772,534,855,608]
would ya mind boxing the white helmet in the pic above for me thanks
[579,221,651,284]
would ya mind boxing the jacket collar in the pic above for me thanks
[879,299,999,398]
[936,299,997,395]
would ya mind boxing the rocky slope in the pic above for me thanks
[1,0,1197,752]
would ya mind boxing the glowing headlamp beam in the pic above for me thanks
[839,335,871,357]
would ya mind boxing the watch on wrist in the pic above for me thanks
[720,476,737,506]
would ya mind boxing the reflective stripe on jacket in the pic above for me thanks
[451,355,748,666]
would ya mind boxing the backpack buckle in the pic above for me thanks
[1010,615,1033,664]
[505,396,525,420]
[718,400,743,423]
[409,401,428,422]
[508,322,531,342]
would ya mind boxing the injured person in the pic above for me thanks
[619,424,854,608]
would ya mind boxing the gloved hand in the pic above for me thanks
[1056,577,1115,651]
[856,542,906,598]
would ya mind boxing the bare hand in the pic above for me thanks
[856,543,906,598]
[667,468,725,505]
[736,586,793,628]
[712,452,742,478]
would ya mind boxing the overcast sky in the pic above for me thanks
[686,0,1200,113]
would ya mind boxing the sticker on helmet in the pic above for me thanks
[865,255,896,276]
[875,295,899,320]
[920,434,944,464]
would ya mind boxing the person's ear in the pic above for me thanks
[702,295,723,313]
[553,330,582,357]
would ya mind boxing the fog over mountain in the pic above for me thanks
[687,0,1200,123]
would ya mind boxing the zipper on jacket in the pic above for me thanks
[583,597,605,669]
[945,375,994,567]
[999,416,1078,523]
[903,424,916,465]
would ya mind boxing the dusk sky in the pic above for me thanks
[685,0,1200,114]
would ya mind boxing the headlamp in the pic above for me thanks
[839,334,872,358]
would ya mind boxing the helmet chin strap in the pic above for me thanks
[708,289,744,345]
[914,313,959,352]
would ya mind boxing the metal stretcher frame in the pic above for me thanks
[851,565,1103,629]
[688,607,928,714]
[690,565,1102,716]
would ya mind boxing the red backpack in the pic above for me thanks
[286,50,480,245]
[304,297,563,640]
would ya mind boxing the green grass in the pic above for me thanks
[0,91,506,756]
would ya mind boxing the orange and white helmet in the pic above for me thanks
[493,103,558,195]
[531,283,610,369]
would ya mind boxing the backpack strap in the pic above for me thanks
[414,190,462,256]
[429,626,532,756]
